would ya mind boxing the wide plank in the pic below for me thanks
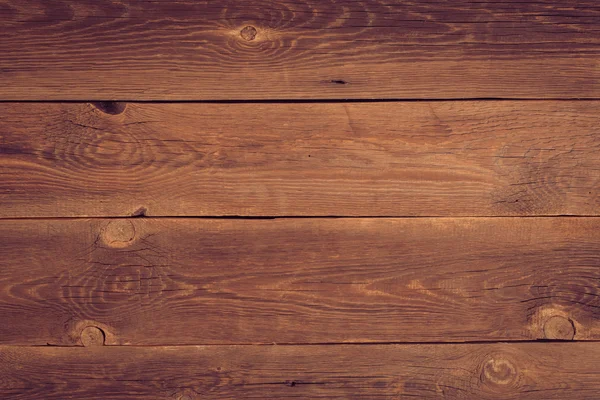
[2,343,600,399]
[1,1,600,100]
[1,101,599,217]
[1,217,599,345]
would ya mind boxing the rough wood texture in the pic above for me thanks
[1,217,598,345]
[1,101,598,217]
[2,343,600,399]
[1,1,600,100]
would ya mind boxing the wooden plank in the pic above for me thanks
[1,101,599,217]
[2,343,600,399]
[1,1,600,100]
[1,217,599,345]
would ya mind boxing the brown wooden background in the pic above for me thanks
[1,1,599,399]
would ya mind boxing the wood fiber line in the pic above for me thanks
[0,102,598,217]
[1,0,600,100]
[2,343,600,399]
[0,217,598,345]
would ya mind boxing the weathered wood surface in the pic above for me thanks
[1,101,598,217]
[2,0,600,100]
[1,217,598,345]
[2,343,600,399]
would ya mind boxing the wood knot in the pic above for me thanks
[240,25,257,41]
[101,220,136,248]
[92,102,127,115]
[480,357,518,387]
[80,326,105,347]
[543,315,575,340]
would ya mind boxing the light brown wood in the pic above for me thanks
[0,217,598,345]
[2,343,600,399]
[1,101,598,217]
[1,1,600,100]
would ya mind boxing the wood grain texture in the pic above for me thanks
[1,0,600,100]
[1,217,598,345]
[2,343,600,399]
[1,101,599,217]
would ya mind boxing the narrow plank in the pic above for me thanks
[1,217,599,345]
[1,1,600,100]
[2,343,600,399]
[1,101,599,217]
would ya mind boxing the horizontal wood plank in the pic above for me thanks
[2,343,600,399]
[1,1,600,100]
[1,217,599,345]
[1,101,599,217]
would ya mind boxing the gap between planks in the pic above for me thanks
[1,215,600,221]
[23,339,600,348]
[1,98,600,104]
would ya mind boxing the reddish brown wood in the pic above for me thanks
[2,1,599,398]
[0,217,598,345]
[1,1,600,100]
[1,101,598,217]
[2,343,600,399]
